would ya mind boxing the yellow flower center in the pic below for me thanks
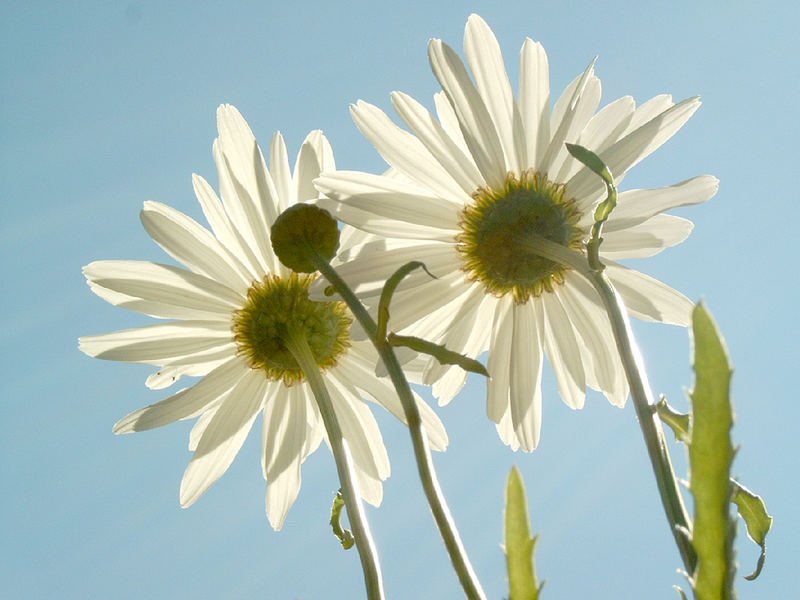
[457,171,585,303]
[232,273,352,385]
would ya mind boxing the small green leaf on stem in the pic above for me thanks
[504,466,541,600]
[731,480,772,580]
[656,396,691,444]
[387,333,488,377]
[674,586,689,600]
[377,261,435,342]
[330,489,355,550]
[688,302,736,600]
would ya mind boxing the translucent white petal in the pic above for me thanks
[265,449,303,531]
[145,359,229,390]
[179,369,265,507]
[113,357,247,433]
[350,100,471,202]
[332,344,449,451]
[262,384,308,481]
[486,296,513,422]
[519,38,550,169]
[464,14,527,172]
[84,260,243,319]
[541,293,586,409]
[391,91,483,196]
[141,201,252,293]
[625,94,675,133]
[293,132,325,205]
[604,262,694,326]
[569,96,701,206]
[428,39,506,188]
[389,275,474,339]
[79,320,232,364]
[600,214,694,259]
[188,402,220,452]
[510,301,544,451]
[605,175,719,230]
[191,173,262,280]
[315,170,461,231]
[269,131,292,211]
[434,91,470,155]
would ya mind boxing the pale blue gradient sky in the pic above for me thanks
[2,1,797,598]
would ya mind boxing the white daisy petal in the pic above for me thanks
[145,360,228,390]
[293,133,325,205]
[519,37,550,169]
[350,100,471,202]
[486,297,513,422]
[510,301,544,451]
[84,260,242,318]
[600,214,694,258]
[263,383,309,481]
[113,357,247,433]
[180,369,266,507]
[79,320,232,364]
[269,131,292,211]
[428,38,506,188]
[434,91,470,155]
[391,91,483,196]
[605,262,694,326]
[464,13,527,172]
[315,170,462,231]
[541,292,586,409]
[141,200,252,292]
[265,449,303,531]
[606,175,719,230]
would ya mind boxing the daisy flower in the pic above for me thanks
[314,14,718,451]
[79,104,447,529]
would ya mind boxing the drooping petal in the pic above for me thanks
[604,262,694,326]
[600,214,694,259]
[509,301,544,451]
[179,368,266,507]
[113,357,248,433]
[486,296,513,423]
[541,292,586,409]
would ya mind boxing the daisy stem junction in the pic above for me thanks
[283,324,386,600]
[521,217,697,573]
[310,253,487,600]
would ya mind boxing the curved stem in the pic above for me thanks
[523,233,697,573]
[313,256,487,600]
[284,325,385,600]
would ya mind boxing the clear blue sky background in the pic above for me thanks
[2,1,797,598]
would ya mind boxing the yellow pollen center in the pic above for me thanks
[232,273,352,385]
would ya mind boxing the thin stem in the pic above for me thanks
[312,255,487,600]
[523,233,697,573]
[284,326,385,600]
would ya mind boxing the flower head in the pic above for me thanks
[80,105,447,529]
[314,15,718,451]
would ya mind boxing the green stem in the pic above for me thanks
[522,233,697,573]
[284,325,385,600]
[312,255,487,600]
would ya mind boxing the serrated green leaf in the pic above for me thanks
[504,466,541,600]
[656,396,691,444]
[689,303,736,600]
[731,480,772,580]
[387,333,489,377]
[330,489,355,550]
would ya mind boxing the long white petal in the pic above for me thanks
[486,297,513,422]
[604,262,694,326]
[84,260,243,319]
[391,91,483,196]
[262,384,308,481]
[519,38,550,169]
[113,357,247,433]
[541,293,586,409]
[269,131,292,211]
[179,368,265,507]
[510,301,544,451]
[428,38,506,189]
[464,13,526,172]
[350,100,470,202]
[600,214,694,258]
[79,320,232,364]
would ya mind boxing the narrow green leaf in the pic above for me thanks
[675,586,689,600]
[376,261,435,342]
[504,466,540,600]
[330,489,355,550]
[656,396,691,444]
[387,333,489,377]
[688,303,736,600]
[731,480,773,580]
[565,143,612,184]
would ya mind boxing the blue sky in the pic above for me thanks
[2,0,797,598]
